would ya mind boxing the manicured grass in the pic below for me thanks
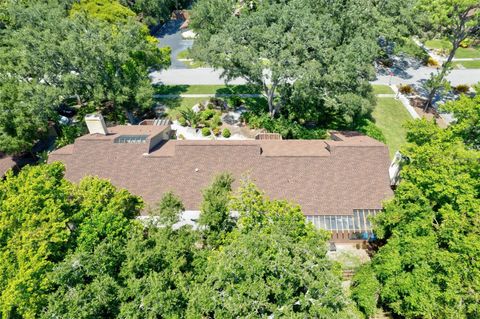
[424,39,480,59]
[453,60,480,69]
[156,96,267,119]
[176,50,190,60]
[153,84,262,95]
[425,39,451,50]
[455,46,480,59]
[158,97,208,119]
[372,85,394,95]
[176,50,208,68]
[372,98,412,157]
[393,37,429,61]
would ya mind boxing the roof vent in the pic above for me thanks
[85,114,108,135]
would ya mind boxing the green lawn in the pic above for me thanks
[424,39,480,59]
[156,95,267,119]
[372,98,412,157]
[424,39,451,50]
[154,84,262,95]
[176,50,209,68]
[455,47,480,59]
[372,85,394,95]
[453,60,480,69]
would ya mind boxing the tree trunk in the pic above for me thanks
[263,82,277,118]
[424,7,470,111]
[424,44,459,111]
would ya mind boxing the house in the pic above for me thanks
[49,114,394,241]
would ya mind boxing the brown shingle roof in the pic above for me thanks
[0,153,16,176]
[49,126,393,215]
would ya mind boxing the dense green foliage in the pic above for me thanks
[71,0,137,23]
[442,84,480,150]
[0,79,58,154]
[191,0,379,129]
[190,180,359,318]
[0,163,143,318]
[190,0,417,136]
[0,165,356,318]
[120,0,190,26]
[0,0,170,154]
[351,264,380,318]
[352,101,480,318]
[198,173,235,247]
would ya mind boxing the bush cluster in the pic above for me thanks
[357,119,387,143]
[242,112,327,139]
[453,84,470,94]
[427,56,439,67]
[399,84,414,95]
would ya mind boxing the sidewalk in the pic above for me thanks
[388,85,420,119]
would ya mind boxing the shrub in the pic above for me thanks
[357,120,387,143]
[210,114,222,128]
[178,116,187,126]
[229,96,244,108]
[351,264,380,318]
[393,37,429,62]
[202,127,211,136]
[399,84,414,95]
[459,38,473,48]
[200,109,216,122]
[222,128,231,138]
[209,97,225,109]
[242,112,327,139]
[453,84,470,94]
[212,127,221,136]
[178,134,185,140]
[56,124,85,148]
[427,56,439,67]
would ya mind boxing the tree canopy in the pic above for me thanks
[417,0,480,108]
[0,0,170,155]
[190,0,412,131]
[0,163,143,318]
[352,101,480,318]
[0,165,360,318]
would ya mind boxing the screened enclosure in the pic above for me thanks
[306,209,380,239]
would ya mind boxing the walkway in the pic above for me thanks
[387,85,420,119]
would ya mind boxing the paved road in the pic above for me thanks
[150,66,480,86]
[150,68,247,85]
[373,67,480,86]
[156,19,193,69]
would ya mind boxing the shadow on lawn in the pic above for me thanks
[215,84,262,95]
[153,84,189,95]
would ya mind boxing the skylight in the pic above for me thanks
[114,135,148,144]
